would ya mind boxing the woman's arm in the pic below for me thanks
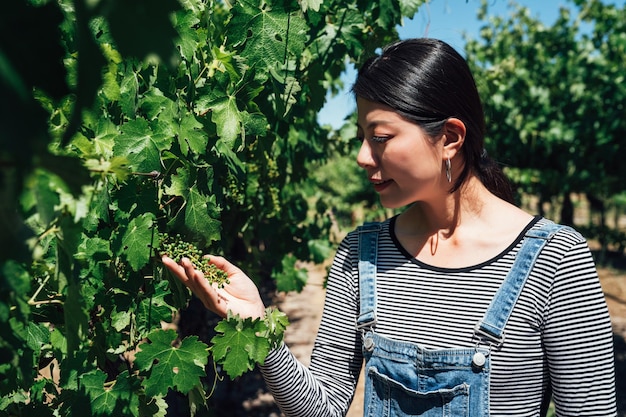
[543,236,617,416]
[162,235,362,417]
[259,235,363,417]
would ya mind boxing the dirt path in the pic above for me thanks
[272,262,626,417]
[602,267,626,338]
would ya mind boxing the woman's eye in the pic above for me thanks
[371,135,389,143]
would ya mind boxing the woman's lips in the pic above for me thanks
[372,179,392,192]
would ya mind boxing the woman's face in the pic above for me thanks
[356,98,446,208]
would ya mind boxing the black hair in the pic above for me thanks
[352,38,514,204]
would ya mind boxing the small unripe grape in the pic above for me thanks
[159,233,230,287]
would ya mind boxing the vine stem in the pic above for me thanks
[28,274,62,306]
[194,61,210,88]
[34,222,60,246]
[319,8,349,67]
[205,360,224,399]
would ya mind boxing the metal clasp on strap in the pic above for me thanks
[356,313,377,331]
[473,322,505,347]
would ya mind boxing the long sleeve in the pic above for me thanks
[543,239,617,416]
[259,237,362,417]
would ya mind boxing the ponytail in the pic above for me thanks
[476,150,515,204]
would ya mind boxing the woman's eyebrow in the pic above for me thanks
[357,120,394,130]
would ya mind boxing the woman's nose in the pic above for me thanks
[356,139,376,169]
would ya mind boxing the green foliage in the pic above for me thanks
[0,0,423,414]
[211,308,288,379]
[465,0,626,218]
[135,330,209,397]
[273,254,309,292]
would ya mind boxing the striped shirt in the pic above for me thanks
[260,216,617,416]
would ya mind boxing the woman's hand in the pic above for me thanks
[162,254,266,320]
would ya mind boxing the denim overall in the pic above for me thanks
[356,221,564,417]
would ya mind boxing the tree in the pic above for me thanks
[465,0,626,232]
[0,0,427,415]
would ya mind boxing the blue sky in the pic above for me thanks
[316,0,603,129]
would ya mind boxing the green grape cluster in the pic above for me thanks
[159,233,230,288]
[226,172,245,206]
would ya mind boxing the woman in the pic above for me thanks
[163,38,617,416]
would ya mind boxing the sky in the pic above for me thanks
[316,0,599,129]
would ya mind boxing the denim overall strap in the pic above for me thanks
[475,221,565,344]
[356,222,382,330]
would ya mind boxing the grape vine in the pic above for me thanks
[0,0,422,415]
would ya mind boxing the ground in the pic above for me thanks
[194,254,625,417]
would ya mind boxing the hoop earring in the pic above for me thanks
[445,158,452,183]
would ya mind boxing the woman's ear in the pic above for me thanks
[442,117,466,159]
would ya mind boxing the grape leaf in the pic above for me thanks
[184,186,221,244]
[375,0,401,29]
[24,168,61,226]
[162,169,221,244]
[210,45,241,81]
[325,9,366,54]
[210,313,270,379]
[114,118,167,173]
[172,9,201,61]
[0,390,29,410]
[268,70,302,117]
[241,110,269,137]
[187,385,207,417]
[80,370,138,416]
[138,393,168,417]
[50,328,67,356]
[119,213,155,271]
[110,308,132,332]
[299,0,323,13]
[214,139,246,175]
[2,260,31,298]
[307,239,334,264]
[262,307,289,349]
[76,236,112,263]
[273,254,308,293]
[140,89,178,121]
[101,48,122,102]
[177,114,207,155]
[151,118,178,152]
[9,319,50,353]
[228,0,308,74]
[137,280,178,331]
[92,119,118,158]
[163,166,191,198]
[207,93,242,147]
[120,64,139,116]
[134,329,208,397]
[399,0,425,18]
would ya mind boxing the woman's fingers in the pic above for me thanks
[162,255,228,316]
[161,254,265,319]
[205,255,242,276]
[181,257,203,282]
[161,256,189,283]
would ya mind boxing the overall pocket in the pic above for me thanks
[365,366,470,417]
